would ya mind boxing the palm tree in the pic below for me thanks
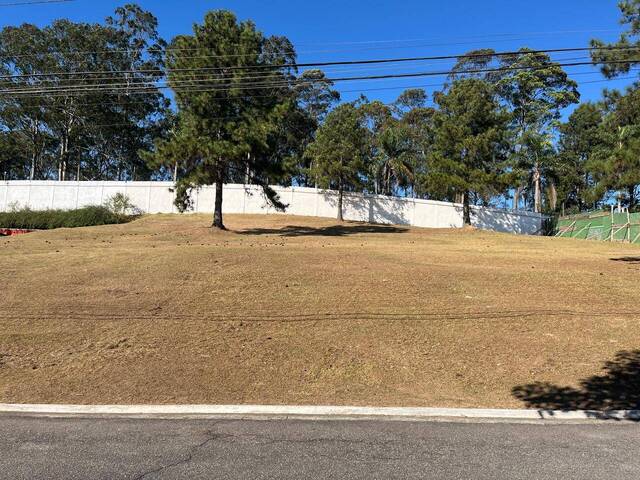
[374,122,416,196]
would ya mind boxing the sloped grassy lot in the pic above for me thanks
[1,214,639,408]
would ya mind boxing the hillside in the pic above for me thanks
[1,214,639,408]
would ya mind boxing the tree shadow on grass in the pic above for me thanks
[610,257,640,264]
[512,350,640,421]
[239,223,409,237]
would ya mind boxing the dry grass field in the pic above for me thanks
[1,213,639,408]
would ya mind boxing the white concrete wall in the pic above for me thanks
[0,181,545,235]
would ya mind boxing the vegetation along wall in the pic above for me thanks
[0,181,545,235]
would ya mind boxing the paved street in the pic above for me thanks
[1,416,639,479]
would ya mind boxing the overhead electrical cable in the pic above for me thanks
[0,28,623,59]
[2,58,638,99]
[0,0,73,5]
[0,53,597,87]
[1,45,638,80]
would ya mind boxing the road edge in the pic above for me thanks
[0,404,638,422]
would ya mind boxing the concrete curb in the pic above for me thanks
[1,404,638,422]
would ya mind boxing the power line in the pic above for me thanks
[0,75,636,134]
[3,58,637,99]
[0,0,73,5]
[0,52,596,86]
[5,59,635,94]
[4,74,637,129]
[293,29,621,46]
[10,69,637,119]
[2,45,638,80]
[0,27,622,59]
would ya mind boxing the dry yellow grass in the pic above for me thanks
[1,213,639,407]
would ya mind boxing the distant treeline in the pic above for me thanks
[1,2,639,224]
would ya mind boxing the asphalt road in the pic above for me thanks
[1,416,639,479]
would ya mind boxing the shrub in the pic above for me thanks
[104,193,141,216]
[0,206,131,230]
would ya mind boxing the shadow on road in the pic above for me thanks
[512,350,640,420]
[239,223,408,237]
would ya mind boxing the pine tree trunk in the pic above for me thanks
[212,179,225,229]
[211,164,226,230]
[629,186,636,209]
[337,178,344,222]
[462,191,471,226]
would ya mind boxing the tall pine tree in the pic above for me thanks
[424,79,510,225]
[150,10,293,229]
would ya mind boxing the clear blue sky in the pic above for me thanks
[1,0,636,112]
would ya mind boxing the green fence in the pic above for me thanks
[556,210,640,244]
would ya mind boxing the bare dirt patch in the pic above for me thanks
[1,214,639,407]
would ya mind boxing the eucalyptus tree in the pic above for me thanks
[0,4,168,181]
[496,49,579,212]
[394,88,428,113]
[448,48,500,83]
[0,24,53,179]
[93,4,169,181]
[150,10,292,229]
[0,130,26,179]
[285,69,340,186]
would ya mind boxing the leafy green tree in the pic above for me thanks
[556,103,604,211]
[149,10,290,229]
[394,89,434,198]
[588,87,640,207]
[394,88,428,113]
[448,48,500,83]
[0,4,168,181]
[395,89,435,199]
[424,78,510,224]
[496,49,579,212]
[0,24,53,179]
[93,4,169,181]
[591,0,640,78]
[372,121,416,196]
[306,103,369,221]
[358,99,393,194]
[0,130,26,179]
[283,69,340,187]
[295,69,340,124]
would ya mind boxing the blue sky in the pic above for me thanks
[1,0,636,111]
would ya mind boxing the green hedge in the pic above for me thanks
[0,206,131,230]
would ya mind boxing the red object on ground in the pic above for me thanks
[0,228,33,236]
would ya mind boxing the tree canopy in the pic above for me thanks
[148,10,294,228]
[305,103,369,221]
[0,4,168,181]
[424,78,510,224]
[2,1,640,222]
